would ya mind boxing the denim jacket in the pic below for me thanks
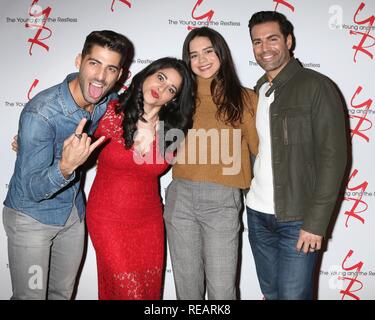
[4,73,115,226]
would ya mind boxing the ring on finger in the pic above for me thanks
[74,133,83,140]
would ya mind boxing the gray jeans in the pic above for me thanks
[164,179,242,300]
[2,206,84,300]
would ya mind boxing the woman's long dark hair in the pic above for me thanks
[182,27,252,126]
[116,57,196,152]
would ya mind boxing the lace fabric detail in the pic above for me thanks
[88,100,168,301]
[99,102,125,144]
[99,267,162,300]
[99,102,158,156]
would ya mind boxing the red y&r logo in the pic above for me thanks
[350,85,373,143]
[343,169,368,228]
[338,250,364,300]
[274,0,295,12]
[188,0,215,30]
[350,2,375,63]
[111,0,131,12]
[27,79,39,100]
[25,0,52,56]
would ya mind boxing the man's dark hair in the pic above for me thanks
[81,30,132,67]
[248,11,296,53]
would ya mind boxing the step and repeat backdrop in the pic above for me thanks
[0,0,374,300]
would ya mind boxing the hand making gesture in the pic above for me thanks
[59,118,105,179]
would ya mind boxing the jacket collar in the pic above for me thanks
[255,58,302,97]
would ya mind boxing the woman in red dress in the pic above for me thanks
[86,57,195,300]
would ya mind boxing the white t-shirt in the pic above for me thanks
[246,82,275,214]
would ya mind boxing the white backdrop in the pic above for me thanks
[0,0,374,300]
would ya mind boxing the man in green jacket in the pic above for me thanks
[246,11,347,299]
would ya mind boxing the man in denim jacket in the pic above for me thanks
[3,30,130,299]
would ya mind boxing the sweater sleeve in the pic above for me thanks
[241,88,259,156]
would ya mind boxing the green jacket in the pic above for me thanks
[254,58,347,236]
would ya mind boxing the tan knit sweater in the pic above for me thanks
[172,76,258,189]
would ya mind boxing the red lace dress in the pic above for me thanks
[86,100,169,300]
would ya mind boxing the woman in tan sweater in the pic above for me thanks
[164,27,258,300]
